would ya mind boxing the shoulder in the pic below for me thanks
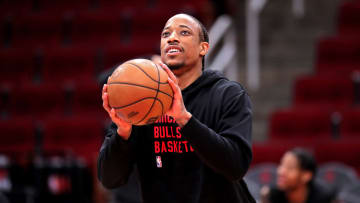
[308,182,336,202]
[263,185,287,203]
[199,70,251,109]
[211,77,248,101]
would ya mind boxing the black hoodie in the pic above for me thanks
[98,70,255,203]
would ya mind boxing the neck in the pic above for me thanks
[172,63,203,90]
[286,185,308,203]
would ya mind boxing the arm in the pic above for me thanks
[97,84,136,188]
[161,63,253,181]
[97,124,138,188]
[181,91,253,181]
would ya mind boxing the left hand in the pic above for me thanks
[159,63,192,127]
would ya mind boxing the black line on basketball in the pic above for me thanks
[127,62,168,84]
[135,64,161,125]
[108,82,173,99]
[112,97,157,110]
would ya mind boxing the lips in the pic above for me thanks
[276,176,287,186]
[165,45,183,54]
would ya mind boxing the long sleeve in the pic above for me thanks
[97,123,138,189]
[181,91,253,181]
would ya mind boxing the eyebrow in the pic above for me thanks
[163,24,193,31]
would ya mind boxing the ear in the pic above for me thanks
[301,171,313,184]
[199,41,209,57]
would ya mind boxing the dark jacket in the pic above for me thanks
[267,181,336,203]
[98,70,255,203]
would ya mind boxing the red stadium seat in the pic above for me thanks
[101,41,158,70]
[9,83,65,118]
[43,116,104,162]
[70,10,125,45]
[154,0,208,16]
[0,117,36,152]
[97,0,148,9]
[315,139,360,174]
[252,140,317,166]
[32,0,91,13]
[294,75,353,107]
[316,62,360,75]
[11,12,66,47]
[0,0,32,16]
[0,47,34,84]
[341,109,360,137]
[337,0,360,36]
[316,37,360,66]
[71,81,105,118]
[42,45,96,83]
[269,107,333,140]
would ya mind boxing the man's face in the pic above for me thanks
[160,14,206,72]
[276,152,309,191]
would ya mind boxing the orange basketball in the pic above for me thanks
[107,59,174,125]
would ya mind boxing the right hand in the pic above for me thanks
[102,84,132,140]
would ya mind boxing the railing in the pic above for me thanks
[207,0,304,91]
[206,15,238,81]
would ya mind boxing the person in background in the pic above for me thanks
[261,148,337,203]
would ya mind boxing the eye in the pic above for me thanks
[161,31,170,38]
[180,30,190,35]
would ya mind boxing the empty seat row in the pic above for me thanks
[337,0,360,36]
[294,74,358,107]
[0,81,106,118]
[269,107,360,140]
[316,37,360,67]
[316,62,360,75]
[0,115,107,163]
[0,3,206,47]
[0,43,157,84]
[0,0,207,15]
[1,9,167,47]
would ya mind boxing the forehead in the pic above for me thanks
[281,152,300,167]
[163,15,200,32]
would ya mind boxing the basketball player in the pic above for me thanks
[260,148,336,203]
[98,13,255,203]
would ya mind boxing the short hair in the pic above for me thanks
[289,148,317,183]
[176,14,209,69]
[188,15,208,69]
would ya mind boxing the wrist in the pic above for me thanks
[117,127,131,140]
[176,111,192,127]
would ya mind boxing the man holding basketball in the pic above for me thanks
[99,14,255,203]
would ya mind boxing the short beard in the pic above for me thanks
[167,62,185,70]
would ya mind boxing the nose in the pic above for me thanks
[167,31,179,43]
[277,165,285,176]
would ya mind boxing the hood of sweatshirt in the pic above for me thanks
[182,69,228,97]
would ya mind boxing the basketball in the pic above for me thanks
[107,59,174,125]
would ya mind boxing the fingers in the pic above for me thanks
[102,83,108,95]
[167,77,180,99]
[102,83,132,134]
[159,63,178,84]
[110,108,132,127]
[109,108,123,124]
[102,84,111,113]
[110,108,117,120]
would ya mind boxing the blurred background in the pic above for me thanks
[0,0,359,202]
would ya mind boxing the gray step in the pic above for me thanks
[234,0,341,141]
